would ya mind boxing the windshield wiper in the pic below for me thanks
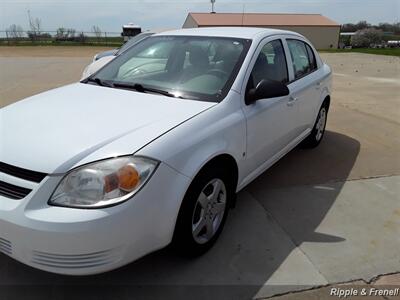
[112,82,182,98]
[82,77,114,87]
[83,79,185,99]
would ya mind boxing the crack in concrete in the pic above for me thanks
[369,271,400,285]
[258,272,400,299]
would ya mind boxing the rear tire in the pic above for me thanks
[301,102,328,148]
[172,166,233,256]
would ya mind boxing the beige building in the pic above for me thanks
[183,13,340,49]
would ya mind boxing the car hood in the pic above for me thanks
[1,83,215,174]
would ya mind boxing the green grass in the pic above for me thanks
[319,48,400,57]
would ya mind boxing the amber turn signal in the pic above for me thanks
[118,164,140,192]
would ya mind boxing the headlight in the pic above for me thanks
[49,156,158,208]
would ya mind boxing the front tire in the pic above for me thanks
[172,167,233,256]
[301,102,328,148]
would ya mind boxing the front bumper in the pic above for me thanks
[0,162,191,275]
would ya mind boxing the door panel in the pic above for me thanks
[286,39,322,132]
[242,38,299,176]
[296,70,324,130]
[288,77,316,133]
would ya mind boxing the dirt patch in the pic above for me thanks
[0,46,114,57]
[320,53,400,125]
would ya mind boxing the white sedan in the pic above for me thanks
[81,31,155,80]
[0,27,331,275]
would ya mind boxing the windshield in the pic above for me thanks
[90,35,251,102]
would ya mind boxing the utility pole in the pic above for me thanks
[27,9,32,28]
[241,4,245,26]
[211,0,215,13]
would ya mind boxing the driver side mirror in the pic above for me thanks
[245,79,290,105]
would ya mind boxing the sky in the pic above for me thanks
[0,0,399,33]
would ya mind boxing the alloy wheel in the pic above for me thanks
[315,107,327,141]
[191,178,227,244]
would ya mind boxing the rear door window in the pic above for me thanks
[287,39,317,80]
[305,44,317,71]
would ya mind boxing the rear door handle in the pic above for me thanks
[287,96,298,106]
[316,82,322,89]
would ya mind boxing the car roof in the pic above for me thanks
[154,26,301,39]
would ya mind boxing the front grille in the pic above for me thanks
[0,238,12,255]
[0,162,47,183]
[0,181,32,200]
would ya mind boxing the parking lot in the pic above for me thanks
[0,47,399,299]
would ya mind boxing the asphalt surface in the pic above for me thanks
[0,47,399,299]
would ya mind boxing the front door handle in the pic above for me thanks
[287,96,298,106]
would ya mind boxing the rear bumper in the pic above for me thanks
[0,162,191,275]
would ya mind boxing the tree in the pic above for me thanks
[341,23,357,32]
[77,32,87,43]
[355,21,370,30]
[342,21,400,34]
[6,24,24,40]
[29,17,42,35]
[56,27,67,39]
[56,27,76,41]
[27,11,43,41]
[67,28,76,38]
[92,25,102,40]
[341,21,369,33]
[351,28,384,48]
[377,22,400,34]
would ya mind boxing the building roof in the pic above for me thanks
[187,13,340,27]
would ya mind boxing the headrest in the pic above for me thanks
[189,46,209,67]
[256,52,267,65]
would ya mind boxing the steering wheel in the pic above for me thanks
[206,69,228,78]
